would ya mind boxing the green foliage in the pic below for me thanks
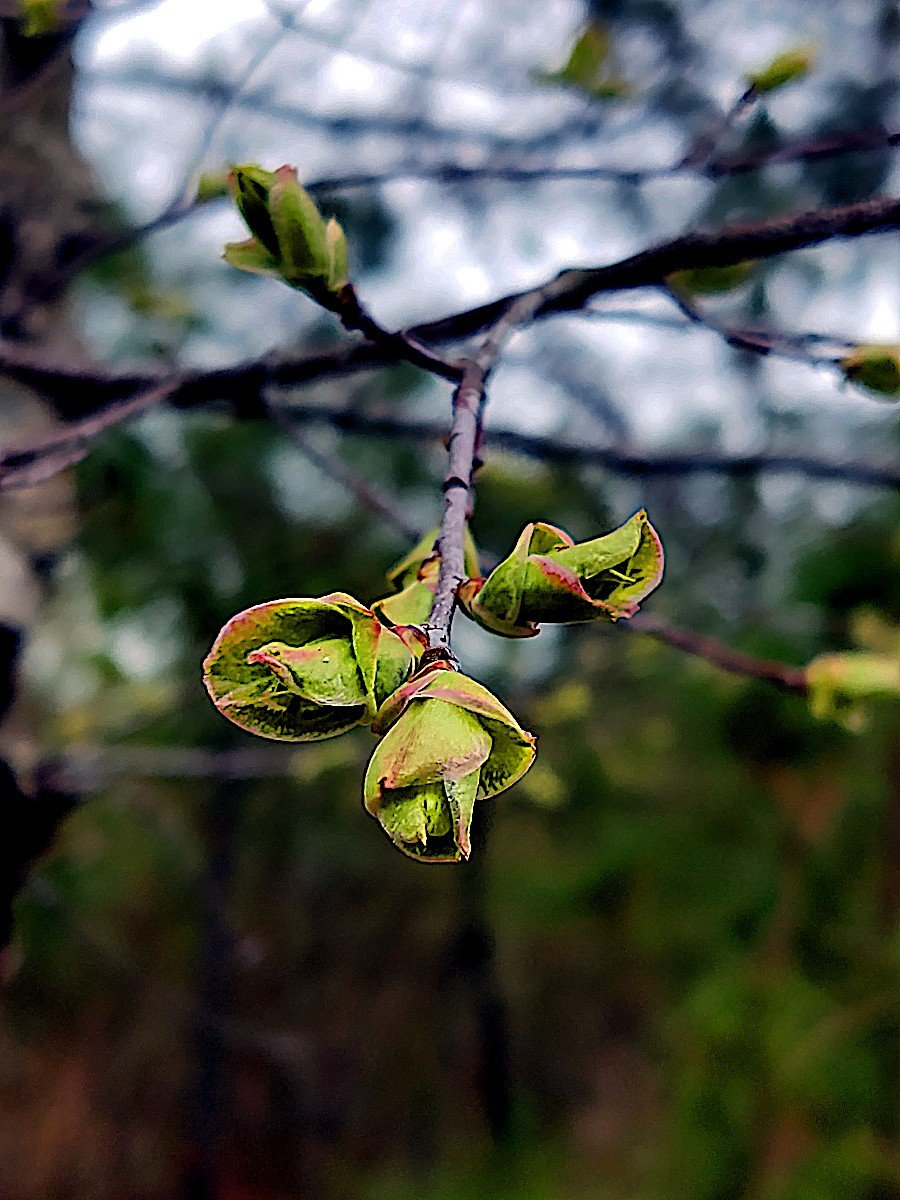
[840,344,900,397]
[15,0,60,36]
[224,164,349,301]
[535,21,631,99]
[203,592,422,741]
[668,261,756,295]
[747,46,816,94]
[806,650,900,730]
[459,511,663,637]
[365,665,536,861]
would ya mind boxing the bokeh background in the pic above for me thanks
[0,1,898,1197]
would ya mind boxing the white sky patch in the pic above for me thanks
[320,54,381,101]
[86,0,266,66]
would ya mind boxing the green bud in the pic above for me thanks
[268,166,329,286]
[230,165,281,257]
[458,511,663,638]
[840,345,900,398]
[372,527,481,628]
[195,170,233,203]
[223,163,349,302]
[747,45,816,94]
[535,22,630,99]
[806,651,900,730]
[365,666,536,862]
[203,592,424,741]
[325,218,349,292]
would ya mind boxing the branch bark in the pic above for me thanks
[630,615,809,693]
[1,198,897,491]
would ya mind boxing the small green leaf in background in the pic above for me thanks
[840,344,900,397]
[534,21,631,99]
[806,650,900,730]
[16,0,60,36]
[747,45,816,94]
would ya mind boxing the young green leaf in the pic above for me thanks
[747,45,816,94]
[203,593,421,741]
[365,665,536,862]
[840,345,900,398]
[459,512,663,637]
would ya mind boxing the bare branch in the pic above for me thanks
[275,404,900,490]
[266,404,421,542]
[630,615,809,693]
[424,290,550,659]
[658,285,851,366]
[0,379,179,489]
[1,198,896,491]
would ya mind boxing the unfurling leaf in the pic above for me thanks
[365,665,536,862]
[747,45,816,94]
[203,593,423,741]
[840,345,900,398]
[372,527,480,627]
[224,164,349,303]
[806,651,900,731]
[535,21,631,99]
[458,511,663,638]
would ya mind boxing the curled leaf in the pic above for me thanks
[458,511,663,638]
[203,593,421,741]
[365,665,536,862]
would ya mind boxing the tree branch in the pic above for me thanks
[1,198,896,490]
[659,284,851,365]
[274,405,900,490]
[630,615,809,693]
[424,291,549,659]
[264,411,818,697]
[0,379,179,489]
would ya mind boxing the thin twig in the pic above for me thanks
[0,379,179,489]
[679,84,759,170]
[1,199,896,490]
[659,284,851,365]
[424,289,577,658]
[269,409,819,697]
[4,197,896,406]
[336,285,463,381]
[630,615,809,693]
[267,403,421,541]
[275,405,900,490]
[62,57,900,279]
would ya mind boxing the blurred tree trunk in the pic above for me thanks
[0,13,107,949]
